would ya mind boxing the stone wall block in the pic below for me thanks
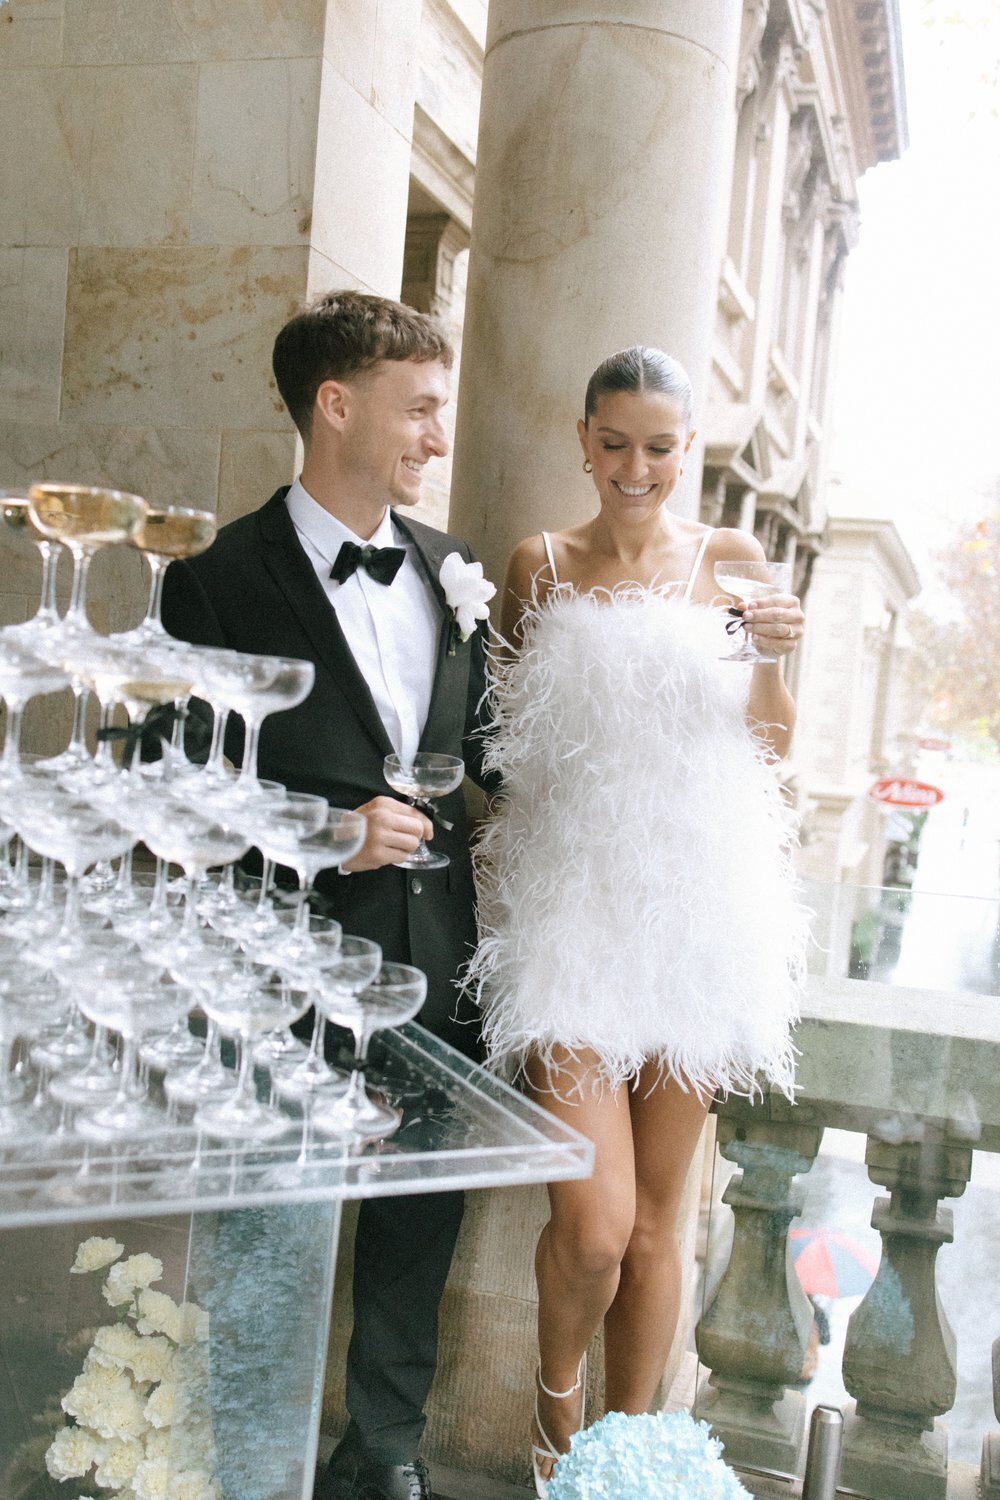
[218,430,297,526]
[0,67,87,245]
[305,247,369,299]
[321,0,376,95]
[191,58,321,247]
[0,249,68,423]
[79,65,197,246]
[0,418,222,510]
[62,0,325,66]
[62,246,308,430]
[310,60,414,295]
[371,0,422,138]
[0,0,64,69]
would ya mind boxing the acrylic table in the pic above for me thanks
[0,1023,593,1500]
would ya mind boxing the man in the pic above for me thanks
[161,290,498,1500]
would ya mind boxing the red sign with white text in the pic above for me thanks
[917,737,952,752]
[868,778,945,809]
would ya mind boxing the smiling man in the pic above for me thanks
[161,291,499,1500]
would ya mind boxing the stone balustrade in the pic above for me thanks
[695,974,1000,1500]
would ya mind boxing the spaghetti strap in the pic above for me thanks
[683,529,712,601]
[541,530,559,584]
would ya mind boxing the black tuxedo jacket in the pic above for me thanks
[160,487,498,1057]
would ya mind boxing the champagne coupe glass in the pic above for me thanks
[197,653,315,793]
[27,483,147,638]
[194,969,311,1141]
[161,930,250,1107]
[312,962,427,1142]
[26,483,144,771]
[383,753,464,870]
[0,640,70,780]
[0,491,63,644]
[0,974,68,1140]
[14,797,135,964]
[126,506,218,645]
[46,934,148,1109]
[74,972,191,1141]
[273,936,382,1105]
[713,560,793,665]
[260,809,367,946]
[138,803,251,963]
[248,912,343,1072]
[243,791,330,942]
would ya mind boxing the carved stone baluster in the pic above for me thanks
[695,1108,824,1476]
[980,1337,1000,1497]
[839,1132,973,1500]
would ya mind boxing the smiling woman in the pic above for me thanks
[466,344,808,1496]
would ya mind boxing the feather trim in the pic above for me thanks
[465,587,805,1100]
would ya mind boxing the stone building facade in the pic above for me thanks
[0,0,908,1484]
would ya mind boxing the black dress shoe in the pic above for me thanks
[316,1453,432,1500]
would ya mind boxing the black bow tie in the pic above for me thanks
[331,540,406,586]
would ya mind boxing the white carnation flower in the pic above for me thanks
[174,1301,210,1346]
[94,1436,144,1488]
[132,1457,170,1500]
[135,1289,181,1340]
[130,1336,175,1386]
[45,1424,105,1481]
[90,1323,146,1371]
[439,551,495,641]
[144,1378,188,1430]
[63,1366,151,1442]
[103,1255,164,1310]
[71,1236,124,1275]
[143,1429,171,1463]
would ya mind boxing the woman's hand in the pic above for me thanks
[740,593,804,661]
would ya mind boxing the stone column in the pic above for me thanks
[448,0,742,584]
[839,1133,973,1500]
[695,1107,824,1477]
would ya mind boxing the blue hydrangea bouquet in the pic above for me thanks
[546,1410,749,1500]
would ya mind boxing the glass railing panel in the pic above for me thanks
[802,878,1000,995]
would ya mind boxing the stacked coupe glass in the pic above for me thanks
[0,485,431,1158]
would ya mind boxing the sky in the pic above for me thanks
[827,0,1000,583]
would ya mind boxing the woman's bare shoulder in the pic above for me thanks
[703,526,766,563]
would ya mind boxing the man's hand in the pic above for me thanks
[343,796,434,872]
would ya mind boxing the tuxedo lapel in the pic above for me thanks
[392,512,472,755]
[257,491,394,756]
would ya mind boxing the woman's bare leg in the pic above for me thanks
[527,1048,636,1481]
[603,1069,711,1414]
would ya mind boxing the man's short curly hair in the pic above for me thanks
[272,289,454,439]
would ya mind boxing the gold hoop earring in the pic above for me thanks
[583,460,593,473]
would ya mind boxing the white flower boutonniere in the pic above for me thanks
[439,551,496,655]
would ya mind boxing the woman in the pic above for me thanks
[466,347,805,1496]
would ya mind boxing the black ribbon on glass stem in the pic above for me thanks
[725,606,747,637]
[401,794,455,834]
[96,701,212,768]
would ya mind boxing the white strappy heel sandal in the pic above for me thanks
[531,1354,587,1499]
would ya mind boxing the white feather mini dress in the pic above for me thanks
[467,577,804,1099]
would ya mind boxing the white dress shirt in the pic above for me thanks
[285,479,441,768]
